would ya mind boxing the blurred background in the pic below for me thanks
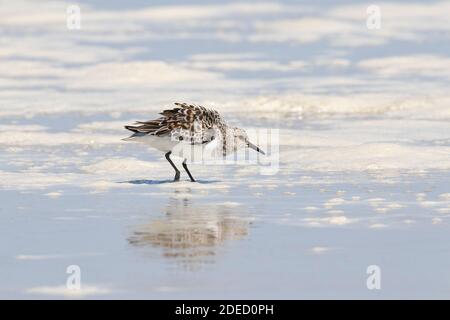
[1,0,450,299]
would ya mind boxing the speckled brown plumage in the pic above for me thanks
[125,102,226,144]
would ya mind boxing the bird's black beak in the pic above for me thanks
[247,141,265,155]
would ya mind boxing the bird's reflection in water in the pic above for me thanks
[128,191,251,270]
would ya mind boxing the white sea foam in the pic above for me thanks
[310,247,331,254]
[0,130,120,146]
[16,253,103,260]
[226,94,450,120]
[439,193,450,201]
[44,191,63,198]
[81,158,163,175]
[303,215,353,227]
[282,143,450,172]
[0,171,71,190]
[26,285,111,297]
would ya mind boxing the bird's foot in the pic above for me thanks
[173,172,181,181]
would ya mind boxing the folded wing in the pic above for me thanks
[124,102,224,145]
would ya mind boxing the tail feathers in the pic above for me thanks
[125,123,160,132]
[124,125,139,133]
[122,127,147,141]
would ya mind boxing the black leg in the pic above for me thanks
[182,159,196,182]
[165,151,180,181]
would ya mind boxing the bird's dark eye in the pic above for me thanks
[178,136,184,141]
[210,136,215,141]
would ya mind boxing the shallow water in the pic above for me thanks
[1,161,450,299]
[1,0,450,299]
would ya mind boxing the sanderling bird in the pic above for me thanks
[124,102,265,182]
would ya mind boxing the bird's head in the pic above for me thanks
[232,127,265,155]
